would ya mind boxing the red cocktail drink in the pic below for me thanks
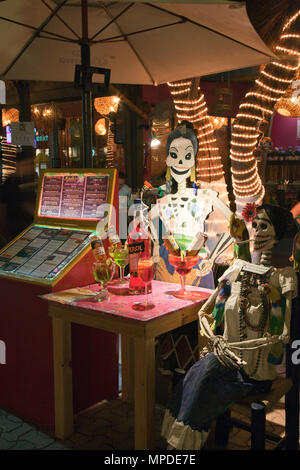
[137,259,156,283]
[133,258,155,311]
[168,254,199,299]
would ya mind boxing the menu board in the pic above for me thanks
[0,225,91,281]
[39,173,109,220]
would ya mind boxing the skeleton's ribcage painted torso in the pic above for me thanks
[157,189,216,237]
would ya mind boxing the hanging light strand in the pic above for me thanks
[230,8,300,211]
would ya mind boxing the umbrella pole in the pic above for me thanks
[81,0,93,168]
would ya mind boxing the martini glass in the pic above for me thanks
[109,245,129,285]
[168,253,199,299]
[133,257,155,311]
[173,233,194,252]
[92,260,115,301]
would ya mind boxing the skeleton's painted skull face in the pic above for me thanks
[252,209,276,252]
[166,137,195,184]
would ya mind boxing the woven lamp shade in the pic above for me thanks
[275,68,300,118]
[95,118,106,135]
[2,107,19,126]
[94,96,119,115]
[209,115,227,130]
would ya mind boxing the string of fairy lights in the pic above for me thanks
[230,8,300,211]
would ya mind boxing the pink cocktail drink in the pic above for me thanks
[168,254,199,299]
[169,254,199,275]
[137,259,156,283]
[133,258,155,311]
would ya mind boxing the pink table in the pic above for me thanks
[42,280,213,450]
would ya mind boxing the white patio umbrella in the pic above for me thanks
[0,0,276,165]
[0,0,275,84]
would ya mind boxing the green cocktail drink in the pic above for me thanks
[112,249,129,268]
[173,233,194,253]
[108,246,129,284]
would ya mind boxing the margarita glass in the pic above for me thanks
[92,259,115,301]
[109,245,129,284]
[168,253,199,299]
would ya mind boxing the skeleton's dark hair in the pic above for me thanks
[257,204,296,240]
[166,120,198,156]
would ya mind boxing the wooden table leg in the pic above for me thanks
[52,316,74,440]
[121,334,134,403]
[134,337,156,450]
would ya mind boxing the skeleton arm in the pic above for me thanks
[209,192,232,222]
[198,285,221,320]
[147,202,161,263]
[279,291,292,344]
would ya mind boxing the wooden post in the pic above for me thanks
[122,85,144,191]
[14,80,35,172]
[251,402,266,450]
[121,334,134,403]
[134,336,156,450]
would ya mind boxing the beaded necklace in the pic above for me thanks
[238,269,270,376]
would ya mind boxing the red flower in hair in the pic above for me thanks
[242,203,258,223]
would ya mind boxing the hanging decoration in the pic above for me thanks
[94,96,120,115]
[32,105,54,119]
[94,118,107,135]
[211,86,233,115]
[274,68,300,117]
[2,108,19,126]
[230,9,300,212]
[105,125,116,169]
[209,116,227,130]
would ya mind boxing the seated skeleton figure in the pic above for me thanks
[161,204,298,450]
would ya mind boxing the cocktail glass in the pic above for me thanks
[108,245,129,285]
[92,260,115,301]
[168,253,199,299]
[173,233,194,252]
[133,257,155,311]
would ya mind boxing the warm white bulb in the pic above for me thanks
[151,138,160,148]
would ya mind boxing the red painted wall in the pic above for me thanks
[270,112,300,150]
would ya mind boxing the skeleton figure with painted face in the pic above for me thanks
[162,204,298,450]
[252,208,276,263]
[150,121,232,285]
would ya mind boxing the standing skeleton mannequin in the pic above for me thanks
[162,204,297,450]
[149,121,232,283]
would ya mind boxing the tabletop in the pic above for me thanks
[41,280,213,324]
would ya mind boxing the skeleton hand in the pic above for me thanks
[213,335,246,370]
[152,241,160,263]
[199,315,246,369]
[264,333,286,345]
[279,334,290,344]
[195,259,214,277]
[198,310,215,332]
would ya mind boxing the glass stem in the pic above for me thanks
[180,275,186,294]
[145,282,148,307]
[120,266,124,281]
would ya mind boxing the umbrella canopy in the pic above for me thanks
[0,0,276,85]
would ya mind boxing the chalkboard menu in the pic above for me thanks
[39,173,109,220]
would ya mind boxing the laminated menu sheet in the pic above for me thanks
[0,225,91,281]
[39,173,109,220]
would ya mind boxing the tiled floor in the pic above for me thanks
[0,393,296,451]
[0,357,298,451]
